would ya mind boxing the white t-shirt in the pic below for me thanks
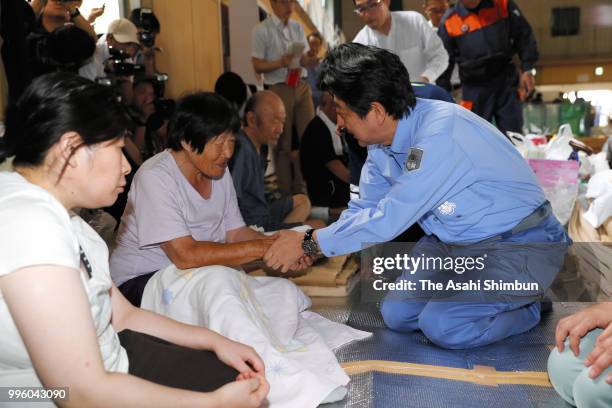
[79,38,110,81]
[110,150,245,285]
[251,14,309,85]
[353,11,449,82]
[0,172,128,406]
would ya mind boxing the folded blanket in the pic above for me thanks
[141,265,371,407]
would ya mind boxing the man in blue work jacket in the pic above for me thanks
[436,0,538,136]
[263,43,570,349]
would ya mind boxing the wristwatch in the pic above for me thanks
[69,7,81,20]
[301,229,320,259]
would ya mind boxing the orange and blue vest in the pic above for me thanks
[437,0,538,90]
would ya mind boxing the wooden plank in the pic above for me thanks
[341,360,553,387]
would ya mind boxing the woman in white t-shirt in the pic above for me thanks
[0,73,268,408]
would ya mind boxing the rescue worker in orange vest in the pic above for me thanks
[436,0,538,136]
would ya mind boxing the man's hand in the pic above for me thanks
[87,5,105,23]
[289,254,314,271]
[520,71,535,97]
[258,235,279,258]
[555,302,612,356]
[263,230,305,273]
[279,53,294,69]
[585,324,612,383]
[418,75,430,83]
[62,0,79,15]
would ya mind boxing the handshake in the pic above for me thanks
[259,229,317,273]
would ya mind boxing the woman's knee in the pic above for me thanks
[548,347,580,405]
[573,368,612,408]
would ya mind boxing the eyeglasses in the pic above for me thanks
[353,0,383,15]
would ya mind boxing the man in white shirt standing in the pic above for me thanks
[251,0,317,197]
[352,0,448,84]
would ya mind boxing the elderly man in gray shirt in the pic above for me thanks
[229,91,323,231]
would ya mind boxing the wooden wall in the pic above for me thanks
[151,0,223,99]
[537,60,612,86]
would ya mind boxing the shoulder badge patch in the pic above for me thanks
[405,148,423,172]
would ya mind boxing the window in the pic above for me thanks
[80,0,123,35]
[551,7,580,37]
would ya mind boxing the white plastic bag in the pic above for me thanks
[545,124,574,160]
[583,170,612,229]
[507,132,546,159]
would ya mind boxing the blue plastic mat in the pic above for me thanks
[314,293,587,407]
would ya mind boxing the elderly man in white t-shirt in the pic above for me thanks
[251,0,318,197]
[352,0,448,84]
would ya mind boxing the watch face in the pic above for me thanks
[302,239,318,257]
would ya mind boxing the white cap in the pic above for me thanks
[107,18,139,45]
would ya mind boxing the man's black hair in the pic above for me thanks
[318,43,415,120]
[214,71,248,111]
[129,8,161,33]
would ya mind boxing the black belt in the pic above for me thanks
[479,201,552,244]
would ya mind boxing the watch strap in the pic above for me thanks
[70,8,81,19]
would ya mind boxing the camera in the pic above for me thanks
[107,47,145,77]
[135,8,159,48]
[138,31,156,48]
[28,25,96,76]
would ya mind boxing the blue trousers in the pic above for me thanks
[380,214,570,349]
[461,71,523,136]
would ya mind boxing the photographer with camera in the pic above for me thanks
[129,78,174,159]
[29,0,97,38]
[79,18,142,105]
[129,8,161,78]
[25,0,98,78]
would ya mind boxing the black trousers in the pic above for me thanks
[118,272,156,307]
[118,330,238,392]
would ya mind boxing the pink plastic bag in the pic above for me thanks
[528,159,579,225]
[528,159,579,188]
